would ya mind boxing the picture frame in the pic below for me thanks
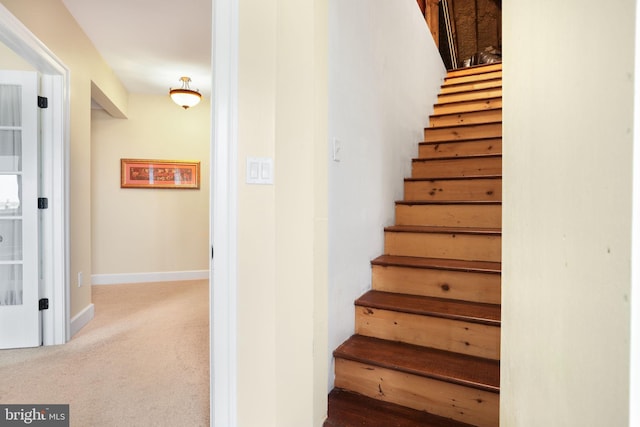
[120,158,200,189]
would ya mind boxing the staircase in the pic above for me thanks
[325,62,502,427]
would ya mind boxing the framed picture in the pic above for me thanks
[120,158,200,189]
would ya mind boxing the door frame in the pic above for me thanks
[0,4,70,345]
[631,2,640,422]
[210,0,239,424]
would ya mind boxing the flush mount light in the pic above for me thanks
[169,76,202,109]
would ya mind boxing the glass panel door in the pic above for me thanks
[0,86,24,306]
[0,70,39,348]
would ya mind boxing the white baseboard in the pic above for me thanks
[70,303,94,337]
[91,270,210,286]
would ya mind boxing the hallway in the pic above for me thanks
[0,280,209,426]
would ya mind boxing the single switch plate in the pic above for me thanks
[246,157,274,184]
[332,137,341,162]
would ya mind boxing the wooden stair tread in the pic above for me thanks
[446,67,501,77]
[428,110,502,128]
[384,225,501,235]
[443,71,502,87]
[432,98,502,116]
[430,108,502,120]
[437,88,502,100]
[396,200,500,206]
[413,153,501,163]
[420,137,501,146]
[356,290,500,326]
[325,388,476,427]
[442,84,502,94]
[418,139,502,160]
[334,335,500,393]
[403,176,502,202]
[439,78,502,93]
[424,121,502,132]
[435,95,501,108]
[442,76,502,86]
[405,174,502,182]
[446,63,502,78]
[423,122,502,143]
[372,255,501,274]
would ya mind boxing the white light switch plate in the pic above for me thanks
[246,157,274,184]
[332,137,341,162]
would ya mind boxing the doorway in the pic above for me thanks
[0,4,70,347]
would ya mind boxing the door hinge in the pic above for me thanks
[38,197,48,209]
[37,96,48,109]
[39,298,49,311]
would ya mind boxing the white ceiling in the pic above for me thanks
[61,0,212,98]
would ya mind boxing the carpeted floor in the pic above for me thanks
[0,280,210,426]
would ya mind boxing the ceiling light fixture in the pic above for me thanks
[169,77,202,109]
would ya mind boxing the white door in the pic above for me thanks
[0,70,40,349]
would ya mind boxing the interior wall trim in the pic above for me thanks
[210,0,239,424]
[91,270,209,285]
[70,303,94,337]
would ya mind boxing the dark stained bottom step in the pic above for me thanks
[325,388,476,427]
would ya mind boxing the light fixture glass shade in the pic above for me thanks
[169,77,202,109]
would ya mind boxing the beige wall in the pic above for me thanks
[91,95,210,275]
[0,41,33,69]
[502,0,634,425]
[236,0,277,423]
[1,0,128,317]
[236,0,328,425]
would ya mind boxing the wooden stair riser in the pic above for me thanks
[404,178,502,201]
[412,156,502,179]
[395,203,501,228]
[429,109,502,128]
[334,359,499,427]
[372,265,501,304]
[440,79,501,95]
[444,70,502,86]
[419,139,502,159]
[433,97,502,116]
[356,307,500,359]
[438,88,502,104]
[424,122,502,142]
[384,231,501,262]
[446,63,502,78]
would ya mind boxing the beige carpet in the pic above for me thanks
[0,280,210,427]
